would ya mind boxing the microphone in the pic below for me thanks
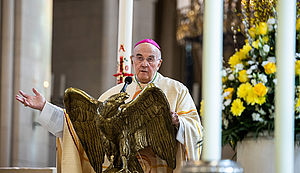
[120,76,133,92]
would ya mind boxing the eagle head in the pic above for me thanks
[100,92,129,118]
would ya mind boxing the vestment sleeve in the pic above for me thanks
[37,101,64,138]
[175,86,203,161]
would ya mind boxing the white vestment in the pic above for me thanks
[38,72,203,173]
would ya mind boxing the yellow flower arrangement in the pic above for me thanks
[220,11,300,147]
[195,0,300,148]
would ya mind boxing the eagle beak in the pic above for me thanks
[119,92,129,103]
[123,93,129,100]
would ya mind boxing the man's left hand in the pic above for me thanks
[171,111,179,128]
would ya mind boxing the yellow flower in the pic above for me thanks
[252,40,259,49]
[244,43,252,52]
[262,36,269,44]
[296,18,300,31]
[255,96,266,105]
[200,100,204,116]
[236,51,245,61]
[253,83,268,97]
[295,98,300,112]
[240,43,252,57]
[222,77,227,83]
[237,82,252,99]
[297,98,300,108]
[224,88,234,99]
[238,70,249,83]
[295,60,300,75]
[258,22,268,35]
[231,99,245,116]
[245,89,257,105]
[249,27,256,38]
[229,54,241,68]
[264,62,276,74]
[229,43,253,69]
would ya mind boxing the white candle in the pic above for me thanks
[202,0,223,161]
[116,0,133,83]
[275,0,296,172]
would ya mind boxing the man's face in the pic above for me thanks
[131,43,162,84]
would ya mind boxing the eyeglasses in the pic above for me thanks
[134,56,160,64]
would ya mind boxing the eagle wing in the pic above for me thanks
[119,83,177,169]
[64,88,105,173]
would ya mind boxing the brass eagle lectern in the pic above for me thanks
[63,83,177,173]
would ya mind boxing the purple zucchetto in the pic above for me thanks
[134,39,161,50]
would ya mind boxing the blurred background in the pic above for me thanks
[0,0,244,168]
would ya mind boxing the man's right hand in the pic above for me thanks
[16,88,46,111]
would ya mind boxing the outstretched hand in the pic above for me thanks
[16,88,46,111]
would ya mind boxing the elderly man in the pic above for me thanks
[16,39,202,173]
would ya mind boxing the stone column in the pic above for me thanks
[157,0,184,81]
[132,0,158,45]
[99,0,118,92]
[11,0,53,166]
[0,0,15,167]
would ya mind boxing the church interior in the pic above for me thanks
[0,0,299,172]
